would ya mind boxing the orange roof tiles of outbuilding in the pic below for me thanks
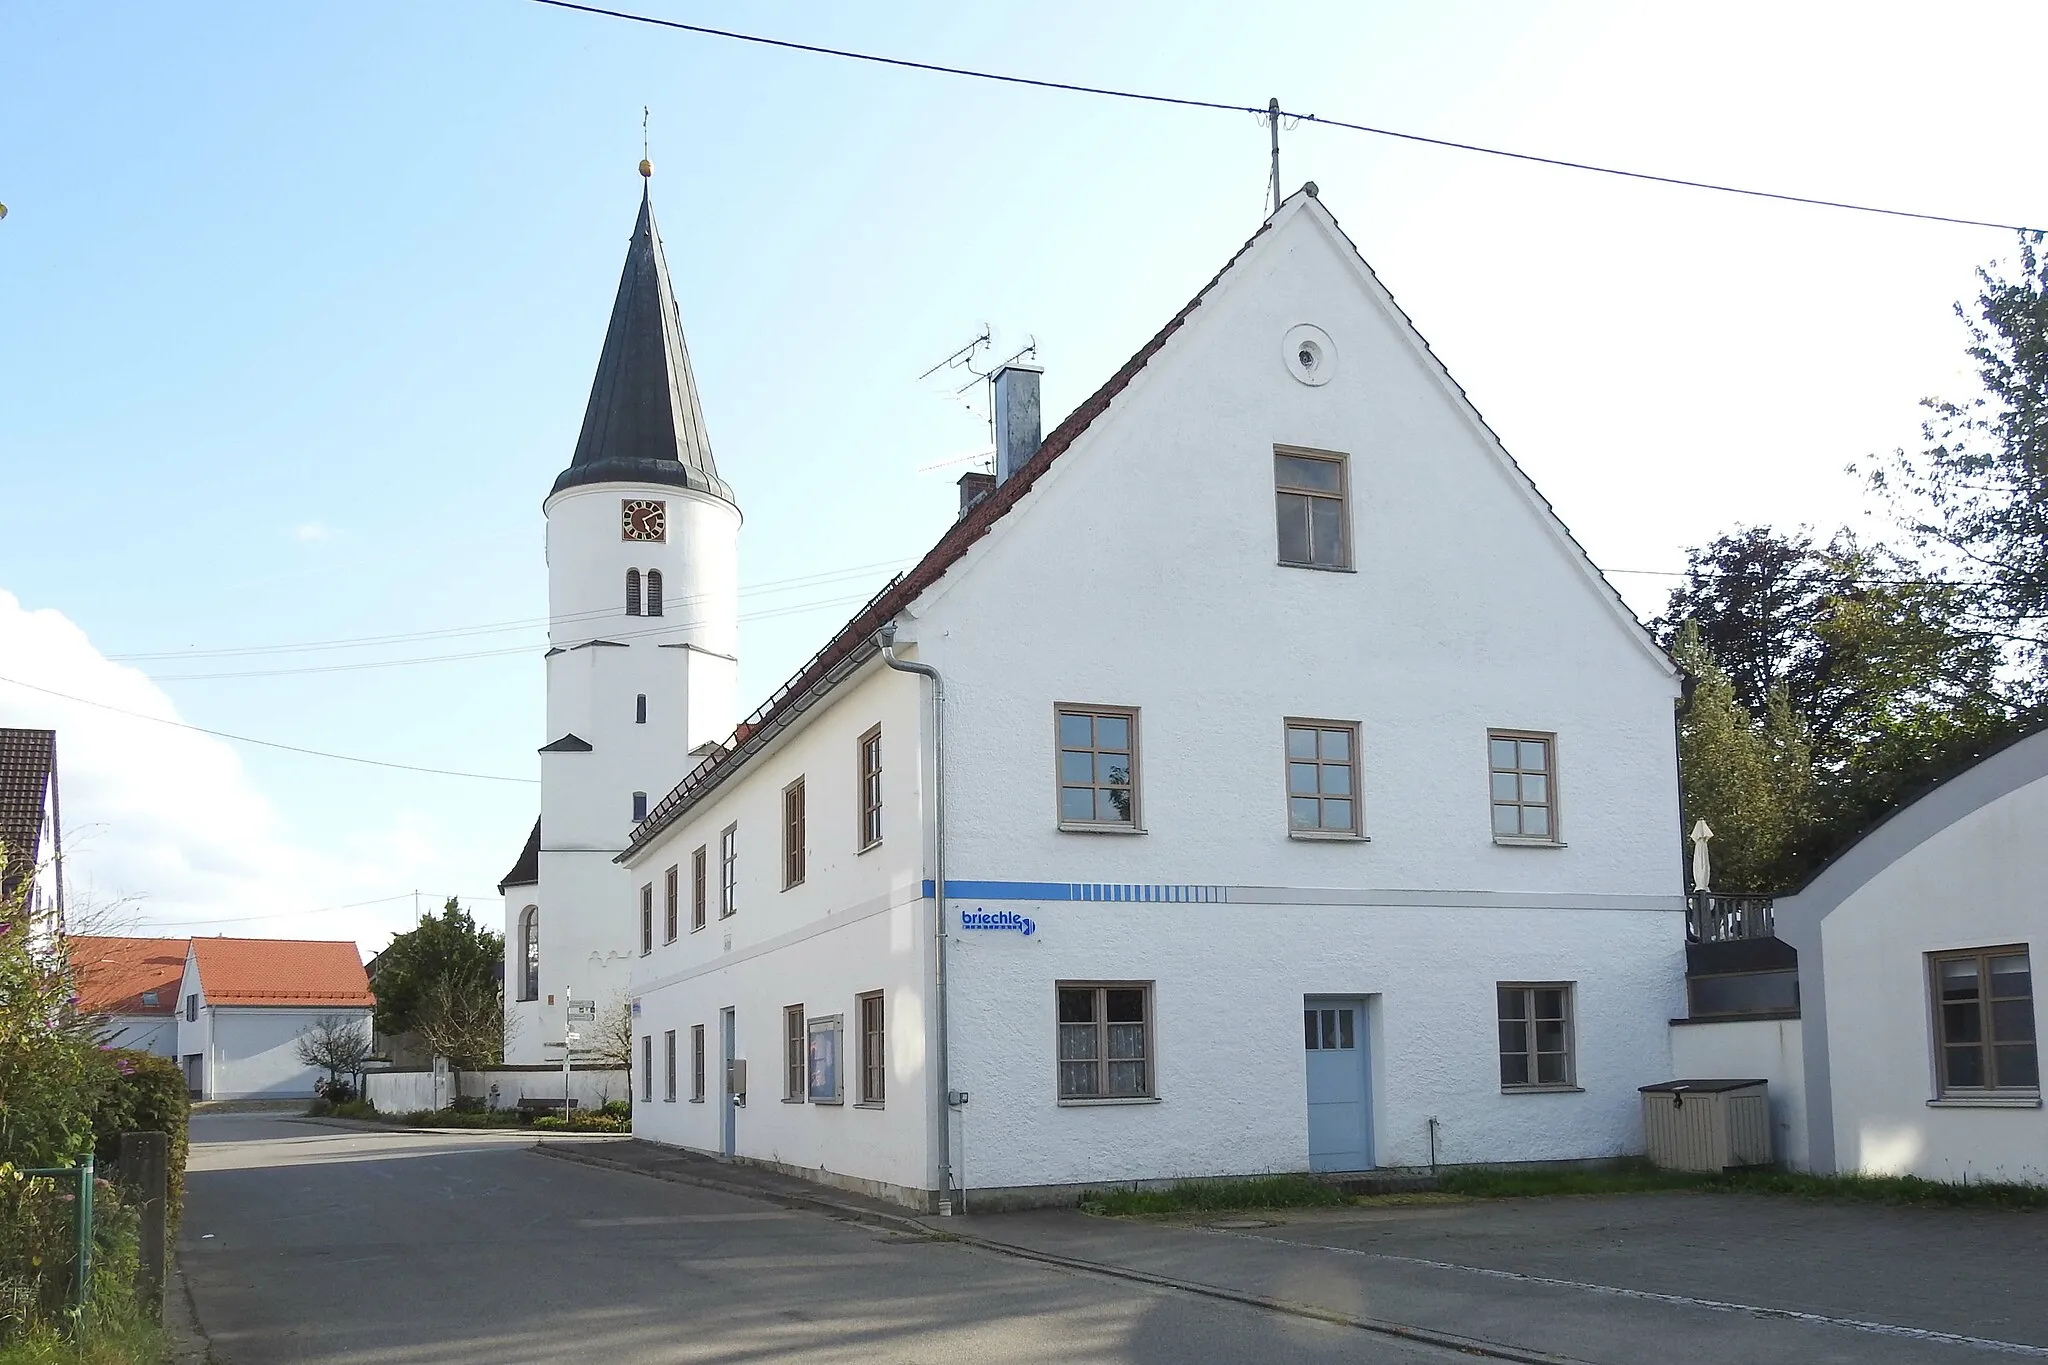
[69,936,190,1016]
[189,937,373,1007]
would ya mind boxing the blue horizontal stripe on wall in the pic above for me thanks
[922,879,1227,903]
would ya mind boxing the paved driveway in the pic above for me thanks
[177,1114,1459,1364]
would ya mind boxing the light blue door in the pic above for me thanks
[719,1007,736,1158]
[1304,997,1371,1171]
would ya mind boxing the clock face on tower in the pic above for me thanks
[620,499,667,542]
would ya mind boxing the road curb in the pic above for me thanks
[529,1142,936,1238]
[535,1142,1588,1364]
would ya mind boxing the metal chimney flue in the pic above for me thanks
[991,364,1043,485]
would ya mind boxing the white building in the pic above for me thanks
[72,935,187,1057]
[1673,728,2045,1184]
[612,186,1687,1209]
[499,179,741,1064]
[176,937,375,1099]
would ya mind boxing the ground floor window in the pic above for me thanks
[690,1024,706,1102]
[1498,983,1574,1088]
[641,1035,653,1102]
[857,992,885,1105]
[1931,946,2037,1096]
[784,1005,805,1101]
[1057,982,1152,1099]
[663,1030,677,1102]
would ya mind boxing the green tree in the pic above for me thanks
[372,899,502,1039]
[1672,621,1814,892]
[1865,231,2048,672]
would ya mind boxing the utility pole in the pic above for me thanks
[1268,97,1281,217]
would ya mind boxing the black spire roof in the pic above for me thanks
[551,187,735,504]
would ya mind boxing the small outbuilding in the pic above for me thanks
[1673,728,2045,1184]
[71,935,189,1056]
[176,937,374,1099]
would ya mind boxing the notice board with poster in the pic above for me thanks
[807,1014,843,1104]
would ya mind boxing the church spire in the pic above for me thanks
[551,181,735,505]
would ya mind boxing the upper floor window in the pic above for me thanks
[858,726,884,851]
[646,569,664,617]
[1274,447,1351,570]
[639,883,654,955]
[1488,731,1557,843]
[1057,706,1139,830]
[1932,947,2037,1097]
[719,824,738,918]
[626,568,642,616]
[635,694,647,724]
[632,790,648,824]
[783,779,806,889]
[663,864,679,942]
[518,907,539,1000]
[141,991,159,1007]
[691,846,707,931]
[185,994,198,1022]
[1286,719,1360,836]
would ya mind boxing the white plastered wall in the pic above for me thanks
[1818,776,2048,1184]
[202,1007,375,1100]
[1670,1017,1808,1170]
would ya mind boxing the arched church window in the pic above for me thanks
[518,906,539,1001]
[625,569,642,616]
[646,569,663,617]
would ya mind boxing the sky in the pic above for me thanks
[2,2,2042,955]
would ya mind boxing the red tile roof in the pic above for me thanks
[70,936,188,1016]
[622,216,1275,857]
[189,937,373,1007]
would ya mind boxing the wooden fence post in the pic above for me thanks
[117,1132,167,1321]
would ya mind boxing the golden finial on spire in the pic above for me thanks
[640,106,652,179]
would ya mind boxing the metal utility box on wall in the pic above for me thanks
[1639,1079,1771,1172]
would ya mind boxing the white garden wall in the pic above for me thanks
[1669,1016,1808,1170]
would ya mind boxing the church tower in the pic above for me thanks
[501,178,741,1064]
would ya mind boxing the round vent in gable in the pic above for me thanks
[1282,324,1336,387]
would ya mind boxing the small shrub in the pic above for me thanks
[304,1098,334,1117]
[332,1100,378,1120]
[599,1099,631,1119]
[532,1115,567,1130]
[87,1049,189,1229]
[450,1095,486,1114]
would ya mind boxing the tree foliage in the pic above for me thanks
[1866,232,2048,669]
[413,973,515,1070]
[372,899,502,1039]
[1670,622,1812,892]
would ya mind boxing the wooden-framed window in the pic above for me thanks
[784,1005,806,1101]
[691,846,707,931]
[690,1024,706,1101]
[517,906,539,1001]
[857,991,886,1106]
[857,725,883,851]
[641,1035,653,1102]
[719,824,738,918]
[1056,705,1140,829]
[1488,731,1558,842]
[663,865,678,942]
[663,1029,677,1101]
[1285,719,1360,836]
[1931,947,2038,1096]
[1499,983,1575,1089]
[625,568,642,616]
[646,569,663,617]
[639,883,654,955]
[783,779,806,889]
[1056,982,1153,1100]
[1274,447,1351,570]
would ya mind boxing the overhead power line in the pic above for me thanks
[0,674,540,784]
[525,0,2039,235]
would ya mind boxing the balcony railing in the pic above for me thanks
[1686,891,1776,943]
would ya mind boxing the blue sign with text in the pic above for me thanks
[960,908,1036,936]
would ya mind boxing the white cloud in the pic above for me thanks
[293,522,333,543]
[0,590,458,950]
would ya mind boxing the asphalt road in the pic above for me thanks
[178,1114,1464,1365]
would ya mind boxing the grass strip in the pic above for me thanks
[1437,1161,2048,1210]
[1079,1174,1349,1216]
